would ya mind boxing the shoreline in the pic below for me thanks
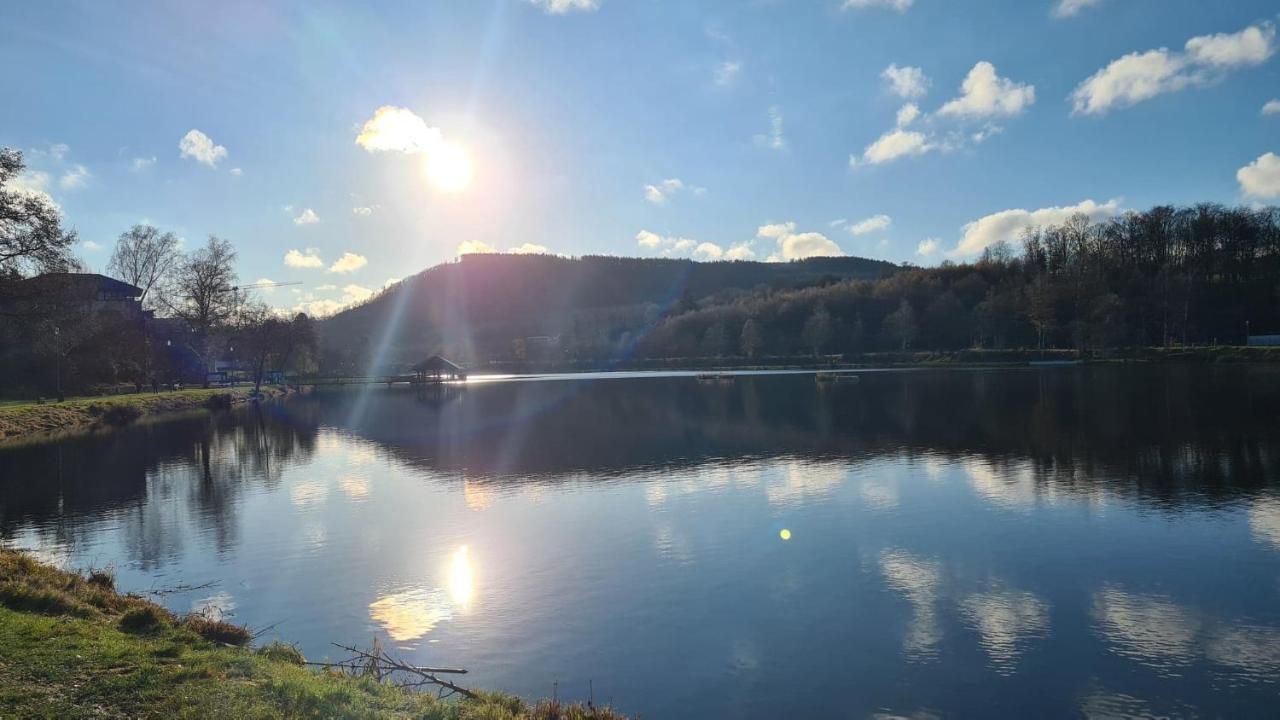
[0,548,624,718]
[0,386,289,445]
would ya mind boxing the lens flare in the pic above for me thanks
[426,142,473,192]
[780,528,792,541]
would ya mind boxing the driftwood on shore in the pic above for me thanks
[305,639,477,700]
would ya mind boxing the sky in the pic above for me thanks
[3,0,1278,315]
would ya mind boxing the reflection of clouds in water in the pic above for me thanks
[1247,495,1280,550]
[645,463,765,508]
[289,480,328,508]
[859,479,899,511]
[339,474,370,501]
[463,479,494,510]
[871,712,941,720]
[963,458,1038,511]
[654,523,694,565]
[1205,623,1280,678]
[879,549,943,661]
[960,587,1050,673]
[301,522,327,550]
[1091,587,1199,674]
[369,587,453,641]
[191,591,236,618]
[1079,690,1168,720]
[765,461,848,509]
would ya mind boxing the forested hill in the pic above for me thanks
[317,253,899,370]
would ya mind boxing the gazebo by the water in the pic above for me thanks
[412,355,467,383]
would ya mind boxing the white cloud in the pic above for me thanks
[284,248,324,269]
[952,198,1122,257]
[508,243,549,254]
[82,239,102,251]
[883,64,930,99]
[896,103,920,127]
[293,208,320,226]
[328,252,368,273]
[725,244,756,260]
[130,156,156,172]
[847,214,892,235]
[458,240,496,255]
[693,242,724,260]
[528,0,598,13]
[917,238,940,257]
[229,167,243,176]
[1052,0,1102,19]
[714,61,742,87]
[47,143,69,161]
[252,277,277,295]
[753,106,786,151]
[292,283,375,317]
[644,178,684,205]
[1237,152,1280,199]
[356,106,445,154]
[9,170,57,210]
[352,206,374,216]
[672,238,695,252]
[1071,22,1276,115]
[854,128,934,166]
[843,0,912,12]
[178,129,227,167]
[1263,99,1280,115]
[58,164,90,190]
[636,230,663,248]
[755,222,845,261]
[938,62,1036,118]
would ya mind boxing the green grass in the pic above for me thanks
[0,387,284,443]
[0,549,628,719]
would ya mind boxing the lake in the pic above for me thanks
[3,366,1280,718]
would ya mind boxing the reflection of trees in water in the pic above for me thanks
[304,367,1280,509]
[0,404,320,566]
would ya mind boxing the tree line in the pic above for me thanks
[1,148,316,399]
[633,204,1280,359]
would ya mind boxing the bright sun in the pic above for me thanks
[425,142,473,193]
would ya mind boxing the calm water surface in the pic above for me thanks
[3,366,1280,718]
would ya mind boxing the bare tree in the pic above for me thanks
[107,224,182,308]
[167,236,242,375]
[802,303,833,356]
[0,148,78,278]
[740,317,763,358]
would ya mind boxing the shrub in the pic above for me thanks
[204,394,233,411]
[100,404,142,426]
[257,641,306,665]
[86,568,115,590]
[119,605,167,633]
[184,614,252,646]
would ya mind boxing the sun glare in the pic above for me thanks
[426,142,473,193]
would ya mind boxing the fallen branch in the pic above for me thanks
[320,640,477,700]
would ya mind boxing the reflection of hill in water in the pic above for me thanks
[315,366,1280,505]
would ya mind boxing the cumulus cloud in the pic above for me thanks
[508,243,549,254]
[1071,21,1276,115]
[528,0,598,13]
[725,244,756,260]
[645,178,684,204]
[283,248,324,269]
[1238,152,1280,199]
[1052,0,1102,19]
[58,164,90,190]
[293,208,320,226]
[938,62,1036,118]
[917,238,940,257]
[178,129,227,167]
[636,230,663,249]
[753,106,786,151]
[883,64,930,99]
[352,206,373,216]
[356,106,444,154]
[896,103,921,127]
[1263,99,1280,115]
[847,214,892,235]
[130,156,156,172]
[328,252,368,273]
[693,242,724,260]
[854,128,934,166]
[756,222,845,261]
[82,239,102,251]
[714,61,742,87]
[952,198,1122,257]
[252,277,278,295]
[843,0,912,11]
[293,284,375,317]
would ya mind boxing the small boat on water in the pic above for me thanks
[815,372,860,383]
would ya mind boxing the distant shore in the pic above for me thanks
[0,386,288,445]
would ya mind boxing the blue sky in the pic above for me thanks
[3,0,1278,314]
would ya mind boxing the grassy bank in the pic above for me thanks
[0,387,286,443]
[0,549,624,719]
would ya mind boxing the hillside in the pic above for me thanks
[317,253,899,371]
